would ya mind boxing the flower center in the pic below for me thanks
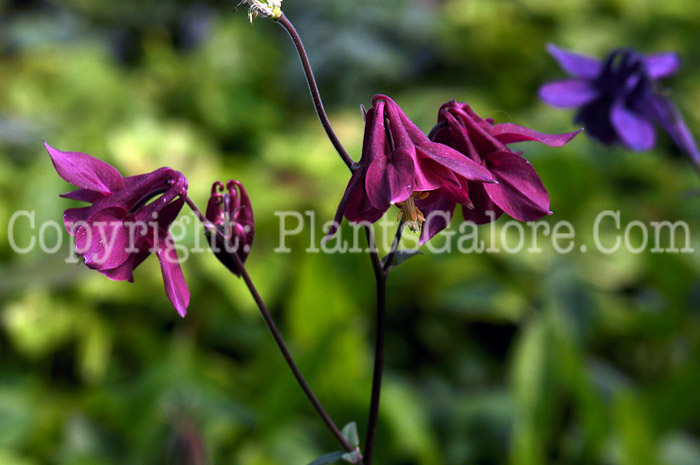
[396,191,430,232]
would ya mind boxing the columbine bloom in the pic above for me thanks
[328,94,495,239]
[45,140,190,317]
[539,44,699,162]
[427,101,580,241]
[205,180,254,277]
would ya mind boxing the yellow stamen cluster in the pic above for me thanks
[397,191,430,232]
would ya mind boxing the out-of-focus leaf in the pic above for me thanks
[341,450,361,463]
[381,379,441,463]
[306,450,345,465]
[341,422,359,449]
[613,391,660,465]
[381,249,422,271]
[1,291,74,358]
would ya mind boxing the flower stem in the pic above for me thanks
[186,197,360,459]
[275,13,355,170]
[185,196,209,225]
[230,252,358,455]
[362,223,403,465]
[272,14,399,462]
[382,222,405,273]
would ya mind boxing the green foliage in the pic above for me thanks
[1,1,700,464]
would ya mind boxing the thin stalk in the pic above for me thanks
[231,252,356,455]
[272,13,399,463]
[186,197,360,458]
[382,222,405,273]
[362,223,403,465]
[275,13,354,170]
[185,196,208,224]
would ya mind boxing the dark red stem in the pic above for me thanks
[186,197,360,458]
[275,13,355,170]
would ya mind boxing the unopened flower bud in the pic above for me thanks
[205,180,254,276]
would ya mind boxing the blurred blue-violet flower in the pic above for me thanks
[539,44,700,167]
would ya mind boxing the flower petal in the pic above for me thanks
[575,101,619,145]
[100,253,138,282]
[539,79,599,108]
[324,170,363,241]
[431,111,483,163]
[546,44,602,79]
[60,188,107,203]
[610,102,656,151]
[75,207,131,270]
[417,194,456,245]
[155,195,186,229]
[418,142,494,182]
[644,52,681,79]
[232,180,255,250]
[44,140,125,194]
[366,148,415,209]
[155,231,190,317]
[100,237,151,282]
[63,207,91,235]
[491,123,582,147]
[447,105,506,156]
[483,151,551,222]
[652,97,700,166]
[461,182,503,225]
[380,96,419,150]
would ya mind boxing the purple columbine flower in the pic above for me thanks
[426,101,580,242]
[327,94,495,239]
[45,140,190,317]
[205,180,254,277]
[539,44,700,163]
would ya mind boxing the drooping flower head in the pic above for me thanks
[45,140,190,317]
[205,180,254,277]
[539,44,699,163]
[327,94,495,239]
[426,100,580,241]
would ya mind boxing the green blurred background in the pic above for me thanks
[2,0,700,464]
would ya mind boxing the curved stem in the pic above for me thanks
[186,197,360,459]
[232,252,357,455]
[275,13,354,170]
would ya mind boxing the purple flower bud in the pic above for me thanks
[205,180,254,277]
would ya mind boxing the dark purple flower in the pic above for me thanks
[205,180,254,277]
[539,44,699,162]
[427,101,580,242]
[45,140,190,317]
[328,94,495,238]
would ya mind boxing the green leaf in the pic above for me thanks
[307,451,345,465]
[341,450,361,463]
[341,422,359,448]
[381,249,422,271]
